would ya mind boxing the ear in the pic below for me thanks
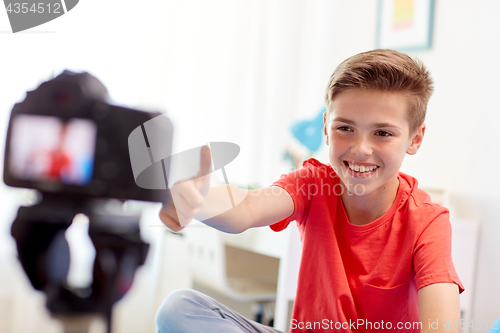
[323,111,329,145]
[406,124,426,155]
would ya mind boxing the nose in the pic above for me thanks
[351,135,372,157]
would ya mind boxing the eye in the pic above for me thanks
[375,130,392,137]
[337,126,353,132]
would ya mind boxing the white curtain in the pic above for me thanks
[51,0,360,187]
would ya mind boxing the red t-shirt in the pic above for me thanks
[271,159,464,333]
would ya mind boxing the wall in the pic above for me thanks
[405,1,500,328]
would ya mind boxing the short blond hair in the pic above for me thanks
[324,49,433,133]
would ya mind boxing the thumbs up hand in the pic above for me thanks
[159,145,212,231]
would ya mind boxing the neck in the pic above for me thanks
[341,176,400,226]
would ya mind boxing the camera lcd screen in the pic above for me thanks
[9,114,97,186]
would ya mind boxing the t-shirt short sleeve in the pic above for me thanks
[269,162,317,231]
[413,209,465,294]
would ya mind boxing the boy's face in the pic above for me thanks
[324,89,425,196]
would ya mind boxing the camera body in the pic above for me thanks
[3,71,172,202]
[3,71,172,331]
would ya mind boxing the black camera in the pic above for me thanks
[4,70,173,202]
[4,71,173,333]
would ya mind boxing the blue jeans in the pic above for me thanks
[156,289,284,333]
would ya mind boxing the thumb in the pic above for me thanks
[195,145,212,189]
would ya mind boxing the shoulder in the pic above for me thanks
[274,158,338,186]
[300,158,338,179]
[399,172,447,211]
[398,172,449,227]
[270,159,337,230]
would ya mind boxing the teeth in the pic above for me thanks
[348,163,377,173]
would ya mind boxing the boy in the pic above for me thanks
[156,49,464,332]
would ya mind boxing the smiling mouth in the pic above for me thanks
[344,161,379,173]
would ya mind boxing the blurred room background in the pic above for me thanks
[1,0,499,332]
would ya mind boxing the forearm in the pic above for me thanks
[196,185,294,233]
[195,185,254,234]
[161,181,293,233]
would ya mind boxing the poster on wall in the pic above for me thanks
[376,0,435,51]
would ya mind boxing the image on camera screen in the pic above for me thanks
[9,114,97,186]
